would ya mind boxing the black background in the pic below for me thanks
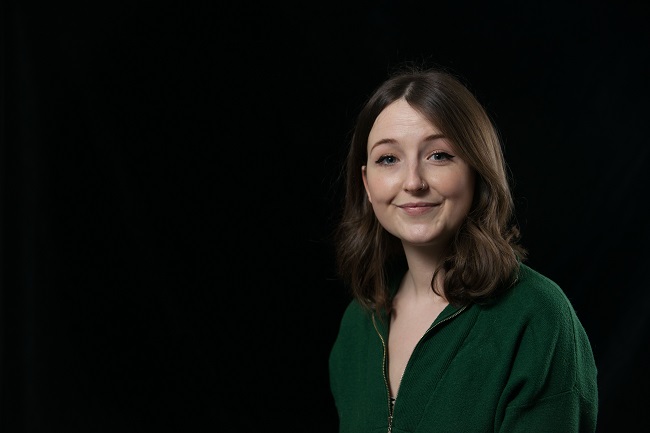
[3,1,649,432]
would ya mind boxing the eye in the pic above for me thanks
[429,151,454,162]
[375,154,398,165]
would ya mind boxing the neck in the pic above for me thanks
[400,243,448,301]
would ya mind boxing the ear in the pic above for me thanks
[361,166,372,203]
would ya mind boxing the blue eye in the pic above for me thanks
[376,155,398,165]
[430,152,454,161]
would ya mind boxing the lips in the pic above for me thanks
[397,202,439,216]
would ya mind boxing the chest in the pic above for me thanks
[387,302,447,397]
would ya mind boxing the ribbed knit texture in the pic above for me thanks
[329,264,598,433]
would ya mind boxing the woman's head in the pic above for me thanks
[361,98,476,252]
[335,66,526,312]
[348,68,513,239]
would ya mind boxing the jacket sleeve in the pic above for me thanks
[497,293,598,433]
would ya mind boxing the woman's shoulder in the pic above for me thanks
[336,298,375,331]
[475,263,595,372]
[513,262,570,302]
[340,298,367,319]
[489,262,581,325]
[331,299,383,357]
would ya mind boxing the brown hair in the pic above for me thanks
[334,66,527,313]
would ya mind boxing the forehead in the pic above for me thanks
[369,99,442,143]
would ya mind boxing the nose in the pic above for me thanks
[404,168,427,192]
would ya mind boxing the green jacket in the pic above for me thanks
[329,264,598,432]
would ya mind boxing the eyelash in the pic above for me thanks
[375,155,398,165]
[430,152,454,162]
[375,152,455,165]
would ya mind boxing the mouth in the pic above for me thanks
[397,202,440,216]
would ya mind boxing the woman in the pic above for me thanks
[329,66,598,432]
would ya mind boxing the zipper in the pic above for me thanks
[373,304,467,433]
[372,316,393,432]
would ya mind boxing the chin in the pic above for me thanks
[401,236,442,247]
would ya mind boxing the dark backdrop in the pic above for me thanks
[3,1,649,432]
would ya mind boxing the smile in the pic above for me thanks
[397,202,440,216]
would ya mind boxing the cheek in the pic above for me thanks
[445,172,475,208]
[365,172,394,201]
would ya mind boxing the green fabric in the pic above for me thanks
[329,263,598,433]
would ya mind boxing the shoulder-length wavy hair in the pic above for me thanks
[334,66,527,313]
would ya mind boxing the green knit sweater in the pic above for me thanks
[329,264,598,433]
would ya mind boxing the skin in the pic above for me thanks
[361,98,476,396]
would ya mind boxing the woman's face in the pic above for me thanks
[362,99,475,250]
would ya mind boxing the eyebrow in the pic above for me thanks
[369,133,447,152]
